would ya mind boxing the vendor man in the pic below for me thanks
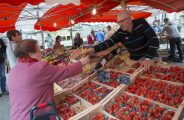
[91,11,159,65]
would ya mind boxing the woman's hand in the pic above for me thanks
[79,56,90,66]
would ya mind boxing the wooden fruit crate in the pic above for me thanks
[135,66,184,109]
[182,99,184,106]
[54,88,94,120]
[56,62,100,90]
[71,72,120,105]
[142,64,184,85]
[53,83,63,95]
[56,74,88,90]
[126,73,184,109]
[172,105,184,120]
[80,67,132,90]
[70,104,119,120]
[102,86,177,120]
[108,67,144,84]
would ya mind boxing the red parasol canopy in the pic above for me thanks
[0,3,26,33]
[0,0,81,6]
[127,0,184,13]
[141,0,184,13]
[34,0,119,31]
[80,10,152,22]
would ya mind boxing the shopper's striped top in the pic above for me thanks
[93,18,159,60]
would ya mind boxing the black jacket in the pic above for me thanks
[94,18,159,60]
[0,39,7,63]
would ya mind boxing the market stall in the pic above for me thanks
[51,47,184,120]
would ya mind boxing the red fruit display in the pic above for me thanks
[110,71,122,79]
[57,103,68,110]
[83,82,100,90]
[94,87,111,95]
[126,77,184,107]
[129,96,140,105]
[157,93,172,105]
[143,66,184,83]
[107,103,120,115]
[79,90,92,99]
[101,80,120,88]
[117,107,131,119]
[126,69,135,74]
[138,100,152,113]
[106,93,175,120]
[90,113,105,120]
[57,103,76,120]
[88,93,101,104]
[75,82,99,94]
[90,113,117,120]
[126,84,139,94]
[178,85,184,96]
[162,111,175,120]
[96,71,121,87]
[117,108,142,120]
[148,105,165,119]
[131,62,141,69]
[96,70,125,88]
[75,81,112,104]
[115,93,130,104]
[63,95,79,105]
[170,96,183,108]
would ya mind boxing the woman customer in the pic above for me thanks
[53,36,63,49]
[7,39,90,120]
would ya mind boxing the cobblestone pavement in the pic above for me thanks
[0,95,10,120]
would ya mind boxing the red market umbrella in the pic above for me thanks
[0,3,26,33]
[141,0,184,13]
[34,0,119,31]
[0,0,120,32]
[80,10,152,23]
[0,0,81,6]
[127,0,184,13]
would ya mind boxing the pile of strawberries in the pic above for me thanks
[143,66,184,83]
[57,95,80,120]
[90,113,117,120]
[57,104,76,120]
[75,82,112,104]
[126,77,184,107]
[106,93,175,120]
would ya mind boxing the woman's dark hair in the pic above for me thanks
[164,18,169,23]
[0,39,7,53]
[6,30,22,41]
[14,39,38,58]
[55,36,61,41]
[75,33,80,38]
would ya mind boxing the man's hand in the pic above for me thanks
[87,48,95,57]
[142,59,152,71]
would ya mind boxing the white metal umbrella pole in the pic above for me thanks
[37,5,45,49]
[38,19,45,49]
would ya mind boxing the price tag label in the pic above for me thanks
[101,58,107,65]
[118,75,130,85]
[97,70,110,82]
